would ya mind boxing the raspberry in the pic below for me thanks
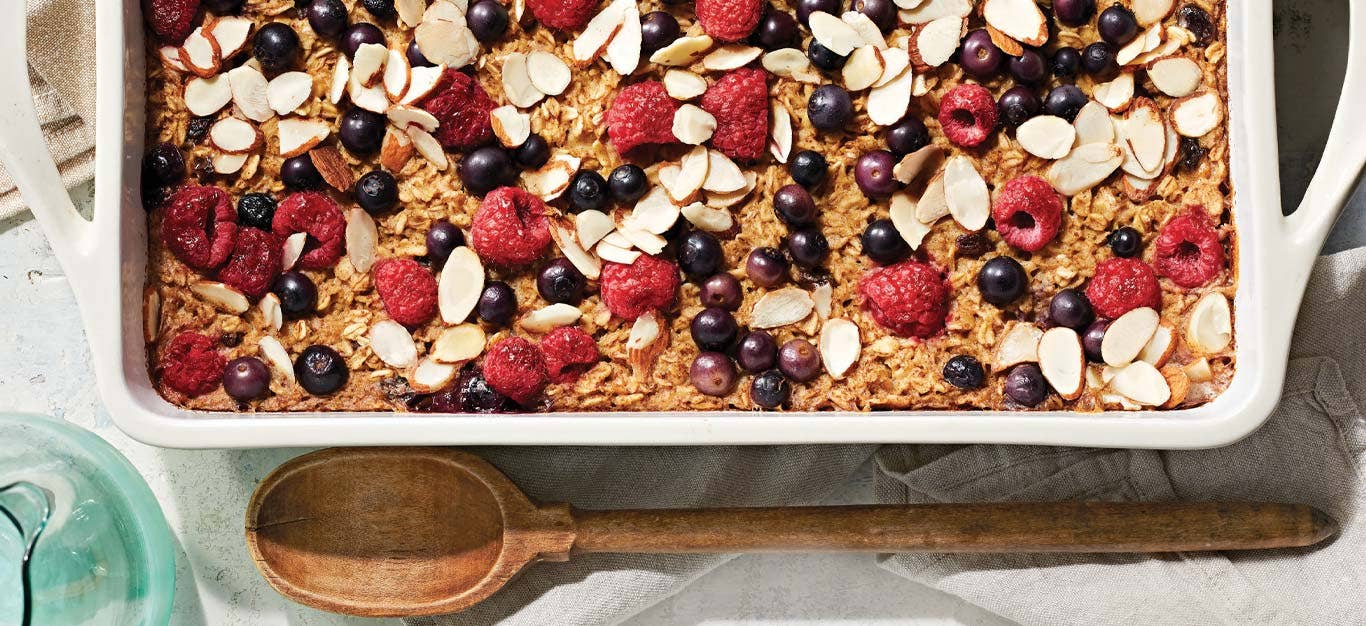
[606,81,679,156]
[373,259,439,327]
[600,254,680,320]
[217,228,282,298]
[470,187,552,266]
[420,70,496,150]
[158,332,225,397]
[540,327,600,383]
[483,337,549,404]
[1086,257,1162,319]
[1153,209,1225,288]
[695,0,762,42]
[701,68,769,161]
[858,260,951,339]
[938,84,999,148]
[526,0,597,30]
[271,192,346,270]
[143,0,199,44]
[992,175,1063,252]
[161,185,238,272]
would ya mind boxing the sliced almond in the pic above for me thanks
[681,202,734,232]
[438,247,483,325]
[415,20,478,69]
[812,282,833,318]
[889,190,934,250]
[985,25,1024,57]
[381,127,415,171]
[705,171,758,208]
[1160,364,1189,408]
[179,25,222,78]
[310,146,353,192]
[943,155,988,231]
[670,145,710,203]
[1016,115,1075,159]
[995,322,1042,368]
[383,47,411,101]
[819,318,861,379]
[982,0,1047,46]
[1120,99,1166,177]
[1110,361,1171,406]
[1171,91,1222,138]
[1072,101,1114,145]
[615,222,667,255]
[1101,306,1160,366]
[259,293,283,332]
[649,35,714,66]
[329,55,350,104]
[143,289,162,343]
[631,186,682,234]
[841,11,886,48]
[388,103,440,132]
[212,152,249,175]
[842,45,885,91]
[501,52,546,108]
[809,11,864,56]
[519,303,583,333]
[400,64,446,105]
[520,153,579,200]
[596,240,641,264]
[281,232,308,270]
[191,280,249,314]
[768,103,793,163]
[1115,25,1159,66]
[208,117,260,153]
[572,1,625,64]
[185,75,233,117]
[1138,323,1176,367]
[431,324,486,363]
[396,0,426,27]
[265,71,313,116]
[601,231,634,249]
[866,62,914,125]
[527,51,573,96]
[763,48,821,83]
[1132,0,1175,25]
[1185,292,1232,354]
[605,0,642,74]
[664,70,708,101]
[672,104,718,145]
[575,210,616,248]
[210,16,253,59]
[750,287,815,329]
[159,46,189,72]
[407,125,449,170]
[549,217,603,280]
[277,118,330,158]
[1038,327,1085,400]
[410,358,459,393]
[909,16,964,68]
[913,172,949,222]
[423,0,466,24]
[226,64,273,122]
[1046,143,1124,196]
[703,44,763,72]
[349,75,391,114]
[898,0,971,24]
[370,320,419,368]
[352,43,388,87]
[1148,56,1202,98]
[1093,72,1135,111]
[489,105,531,148]
[345,208,379,273]
[874,47,911,87]
[1184,358,1213,383]
[258,336,295,382]
[702,150,746,193]
[892,144,943,188]
[626,310,668,379]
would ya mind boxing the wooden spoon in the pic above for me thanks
[245,448,1335,618]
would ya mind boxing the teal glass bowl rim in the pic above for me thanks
[2,414,175,625]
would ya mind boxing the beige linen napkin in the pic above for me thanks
[1,0,97,221]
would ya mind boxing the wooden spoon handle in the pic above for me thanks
[571,502,1334,554]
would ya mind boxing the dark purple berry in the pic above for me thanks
[774,184,818,226]
[807,42,849,71]
[1083,320,1109,362]
[1004,363,1048,406]
[808,85,854,131]
[354,170,399,213]
[608,164,649,203]
[273,271,318,318]
[679,231,724,278]
[1009,49,1047,84]
[1044,85,1088,121]
[407,39,432,66]
[537,258,587,304]
[342,23,385,58]
[426,221,465,267]
[281,155,323,190]
[754,10,799,49]
[854,150,899,197]
[1082,42,1118,77]
[886,117,931,157]
[690,352,738,396]
[568,170,609,212]
[977,256,1028,306]
[478,281,517,326]
[223,357,271,401]
[513,134,551,169]
[237,192,277,230]
[467,0,510,43]
[360,0,396,19]
[998,86,1041,128]
[307,0,348,38]
[640,11,682,55]
[254,22,300,71]
[789,150,828,188]
[943,355,985,389]
[1052,0,1096,26]
[1049,288,1095,330]
[959,29,1003,78]
[750,370,791,408]
[1098,5,1139,45]
[787,229,829,268]
[746,247,789,287]
[691,307,739,351]
[796,0,840,25]
[459,146,515,196]
[1177,5,1215,47]
[1050,47,1082,78]
[1109,227,1142,258]
[143,142,185,186]
[778,339,821,382]
[338,107,386,155]
[737,331,778,372]
[862,218,909,264]
[295,345,349,396]
[699,273,743,310]
[852,0,896,32]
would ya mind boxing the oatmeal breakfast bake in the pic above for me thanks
[139,0,1236,413]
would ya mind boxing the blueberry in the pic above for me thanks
[690,352,738,397]
[750,370,791,409]
[678,231,724,278]
[459,146,514,196]
[959,29,1003,78]
[977,256,1028,306]
[1082,42,1117,78]
[640,11,681,56]
[787,228,829,268]
[1108,226,1142,257]
[754,10,799,49]
[807,42,849,71]
[861,218,909,264]
[273,271,318,318]
[142,142,185,186]
[513,134,551,169]
[796,0,840,25]
[281,155,323,190]
[338,107,386,155]
[568,170,609,212]
[774,184,818,226]
[537,258,587,304]
[223,357,271,401]
[253,22,300,71]
[1050,47,1082,79]
[1044,85,1088,121]
[467,0,510,42]
[342,23,385,58]
[308,0,349,37]
[425,221,465,267]
[455,365,515,413]
[360,0,396,19]
[1082,320,1109,362]
[737,331,779,372]
[1177,5,1216,47]
[886,117,931,157]
[478,281,517,326]
[354,170,399,213]
[406,39,432,67]
[746,247,789,287]
[789,150,828,188]
[699,273,743,310]
[691,307,739,351]
[778,338,821,382]
[203,0,245,13]
[943,355,985,389]
[807,85,854,131]
[998,86,1041,128]
[1009,49,1047,84]
[1004,363,1049,406]
[1048,288,1095,330]
[236,192,277,230]
[1052,0,1096,27]
[295,345,349,396]
[854,150,899,197]
[1098,5,1139,45]
[608,164,649,203]
[852,0,896,32]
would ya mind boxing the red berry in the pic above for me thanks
[158,332,225,397]
[992,175,1063,252]
[373,259,439,327]
[600,254,680,320]
[938,84,999,148]
[420,70,496,150]
[526,0,596,30]
[483,337,549,404]
[217,228,282,298]
[1086,257,1162,318]
[540,327,600,383]
[143,0,199,44]
[1153,209,1225,288]
[470,187,552,266]
[701,68,769,161]
[161,185,238,272]
[695,0,762,42]
[606,81,679,156]
[858,260,951,339]
[271,192,346,270]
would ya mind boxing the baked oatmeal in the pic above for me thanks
[138,0,1237,413]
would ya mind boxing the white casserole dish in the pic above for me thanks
[1,0,1363,449]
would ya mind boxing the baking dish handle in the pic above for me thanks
[0,7,99,287]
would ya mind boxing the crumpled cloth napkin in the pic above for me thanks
[1,0,96,221]
[411,248,1366,626]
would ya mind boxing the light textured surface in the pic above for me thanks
[0,0,1359,624]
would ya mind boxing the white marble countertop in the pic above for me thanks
[1,1,1360,623]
